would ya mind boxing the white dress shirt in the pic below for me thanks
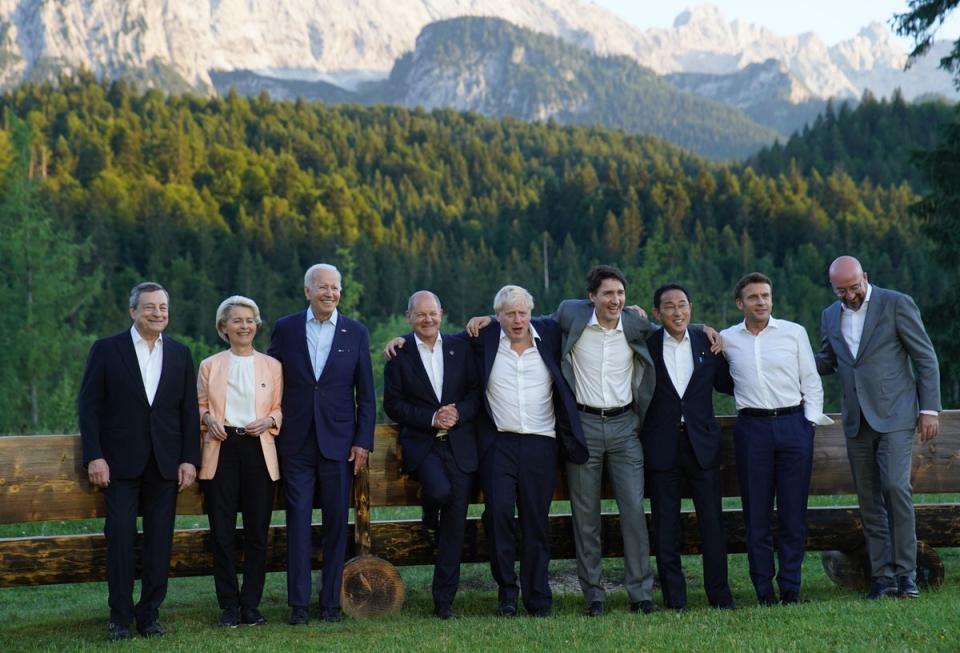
[306,307,338,379]
[840,283,873,358]
[415,333,444,402]
[130,324,163,406]
[224,352,256,427]
[662,329,694,399]
[720,317,832,426]
[486,326,555,437]
[571,312,634,409]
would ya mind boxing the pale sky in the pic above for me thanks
[590,1,960,47]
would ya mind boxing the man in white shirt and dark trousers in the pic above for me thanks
[720,272,832,606]
[472,286,588,617]
[816,256,940,600]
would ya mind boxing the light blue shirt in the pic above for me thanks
[306,307,338,379]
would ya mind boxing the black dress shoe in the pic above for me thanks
[897,576,920,599]
[756,592,778,606]
[434,605,458,620]
[288,607,309,625]
[321,608,343,623]
[584,600,604,617]
[218,606,240,628]
[137,621,165,638]
[240,607,267,626]
[780,591,802,605]
[107,622,132,642]
[496,601,518,617]
[630,600,656,614]
[866,582,898,600]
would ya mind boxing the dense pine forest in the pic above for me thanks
[751,91,955,190]
[0,75,956,433]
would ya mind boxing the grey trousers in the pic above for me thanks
[566,410,654,604]
[846,420,917,582]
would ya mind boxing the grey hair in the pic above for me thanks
[493,285,534,313]
[129,282,168,309]
[215,295,263,343]
[304,263,341,288]
[406,290,442,313]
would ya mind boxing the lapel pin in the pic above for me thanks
[448,350,454,356]
[340,328,347,333]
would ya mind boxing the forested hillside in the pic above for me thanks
[0,76,953,433]
[751,91,956,189]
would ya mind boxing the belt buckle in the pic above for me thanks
[436,429,448,441]
[235,427,246,436]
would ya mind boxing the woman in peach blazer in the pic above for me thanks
[197,295,282,628]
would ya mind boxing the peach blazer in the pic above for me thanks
[197,350,283,481]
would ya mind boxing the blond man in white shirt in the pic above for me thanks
[721,272,832,607]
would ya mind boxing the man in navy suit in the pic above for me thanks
[383,290,481,619]
[473,285,587,617]
[268,263,376,625]
[78,282,200,641]
[641,283,735,611]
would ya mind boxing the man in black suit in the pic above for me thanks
[78,282,200,641]
[382,290,481,619]
[473,285,587,617]
[640,284,735,611]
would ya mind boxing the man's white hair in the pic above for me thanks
[304,263,341,288]
[493,285,534,313]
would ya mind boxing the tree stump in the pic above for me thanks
[821,541,944,590]
[341,462,405,617]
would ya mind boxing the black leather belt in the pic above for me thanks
[577,404,632,418]
[435,430,449,442]
[738,404,803,417]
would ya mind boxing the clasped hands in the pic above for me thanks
[433,404,460,430]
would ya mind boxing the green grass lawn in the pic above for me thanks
[1,549,957,652]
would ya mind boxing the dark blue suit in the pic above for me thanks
[268,309,375,613]
[78,330,200,628]
[473,319,586,613]
[640,328,734,609]
[383,332,480,609]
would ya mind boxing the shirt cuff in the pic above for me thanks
[919,410,939,417]
[806,412,834,427]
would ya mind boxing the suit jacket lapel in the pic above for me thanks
[406,334,440,404]
[564,307,590,359]
[317,318,346,380]
[438,336,457,405]
[118,332,150,406]
[855,288,885,363]
[296,310,316,382]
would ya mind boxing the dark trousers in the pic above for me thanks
[281,436,351,612]
[734,411,814,600]
[415,439,474,608]
[202,433,276,610]
[648,427,732,609]
[103,454,177,627]
[480,432,557,613]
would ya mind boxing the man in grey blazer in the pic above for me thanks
[816,255,941,600]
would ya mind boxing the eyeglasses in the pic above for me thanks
[832,281,864,297]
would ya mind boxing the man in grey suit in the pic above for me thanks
[816,255,941,600]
